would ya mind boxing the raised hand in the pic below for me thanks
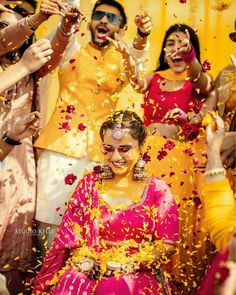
[19,39,53,74]
[134,12,152,36]
[163,107,187,125]
[168,29,192,59]
[7,111,42,141]
[61,5,85,34]
[106,35,130,58]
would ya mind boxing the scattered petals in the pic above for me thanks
[164,140,176,150]
[78,123,87,131]
[65,173,77,185]
[202,60,211,72]
[157,148,168,161]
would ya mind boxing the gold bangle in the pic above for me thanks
[58,22,73,37]
[204,168,226,177]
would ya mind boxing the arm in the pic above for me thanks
[37,6,85,78]
[132,12,152,51]
[0,111,42,161]
[0,39,52,93]
[0,0,65,56]
[204,113,236,251]
[170,29,213,96]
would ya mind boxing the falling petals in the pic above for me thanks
[64,173,77,185]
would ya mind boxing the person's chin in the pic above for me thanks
[171,66,185,73]
[110,164,128,175]
[94,37,109,47]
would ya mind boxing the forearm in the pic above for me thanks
[133,31,149,51]
[205,148,225,182]
[204,178,236,250]
[0,63,29,93]
[37,27,72,78]
[186,58,213,96]
[0,18,33,55]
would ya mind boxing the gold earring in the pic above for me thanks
[133,159,147,181]
[100,162,114,180]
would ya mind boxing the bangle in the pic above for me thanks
[2,132,22,146]
[27,14,48,31]
[181,45,196,63]
[137,28,150,38]
[58,22,73,37]
[204,168,226,177]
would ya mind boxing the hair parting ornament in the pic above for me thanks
[111,127,127,141]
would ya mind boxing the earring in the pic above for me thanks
[133,159,147,181]
[100,162,114,180]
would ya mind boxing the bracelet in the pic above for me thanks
[204,168,226,177]
[58,22,73,37]
[2,132,22,146]
[137,28,150,38]
[27,14,48,31]
[181,45,196,63]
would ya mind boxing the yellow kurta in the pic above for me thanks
[35,43,126,161]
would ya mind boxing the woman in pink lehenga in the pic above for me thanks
[33,110,179,295]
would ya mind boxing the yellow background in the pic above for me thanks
[36,0,236,121]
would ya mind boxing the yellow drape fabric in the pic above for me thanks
[204,178,236,251]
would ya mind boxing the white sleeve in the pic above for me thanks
[59,35,81,69]
[128,41,150,62]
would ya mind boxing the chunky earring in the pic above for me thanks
[133,159,147,181]
[100,162,114,180]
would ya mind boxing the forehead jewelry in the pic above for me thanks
[112,128,127,141]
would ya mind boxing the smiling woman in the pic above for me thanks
[33,110,179,295]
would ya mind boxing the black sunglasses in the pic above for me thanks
[92,10,121,25]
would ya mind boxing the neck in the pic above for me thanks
[90,41,111,56]
[105,171,135,188]
[158,68,187,80]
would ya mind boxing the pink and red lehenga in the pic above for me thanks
[33,172,179,294]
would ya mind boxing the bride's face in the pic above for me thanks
[101,128,140,176]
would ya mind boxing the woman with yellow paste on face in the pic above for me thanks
[33,110,178,294]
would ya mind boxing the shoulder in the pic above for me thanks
[148,176,172,194]
[68,172,99,209]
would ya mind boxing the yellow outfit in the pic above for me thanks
[35,43,126,161]
[145,135,213,294]
[204,178,236,251]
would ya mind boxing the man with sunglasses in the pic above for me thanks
[34,0,152,253]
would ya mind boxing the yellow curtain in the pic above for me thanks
[36,0,236,121]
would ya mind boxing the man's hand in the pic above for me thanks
[61,6,85,34]
[134,12,152,36]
